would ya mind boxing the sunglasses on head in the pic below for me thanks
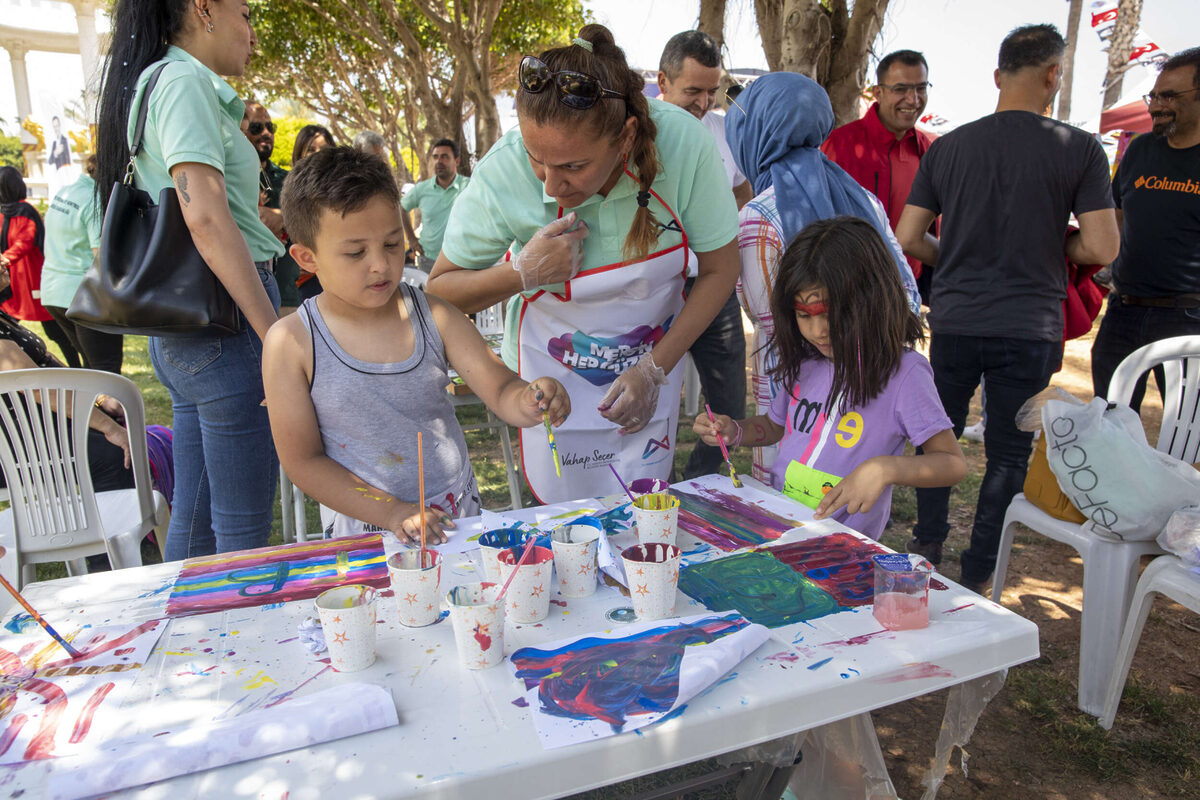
[518,55,626,110]
[247,121,276,136]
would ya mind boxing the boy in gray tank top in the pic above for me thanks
[263,147,570,544]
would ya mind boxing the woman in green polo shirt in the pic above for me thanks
[428,25,740,504]
[96,0,282,559]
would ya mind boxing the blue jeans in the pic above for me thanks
[682,282,747,480]
[153,264,280,560]
[1091,293,1200,411]
[913,333,1061,583]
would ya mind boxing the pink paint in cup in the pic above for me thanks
[314,584,378,672]
[620,542,682,621]
[446,582,505,669]
[496,545,554,623]
[872,553,932,631]
[633,492,680,546]
[387,549,442,627]
[551,517,602,598]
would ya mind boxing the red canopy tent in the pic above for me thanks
[1100,100,1153,134]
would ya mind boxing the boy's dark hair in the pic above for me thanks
[768,216,923,412]
[281,146,400,249]
[876,50,928,84]
[1161,46,1200,87]
[431,138,459,158]
[998,24,1065,73]
[659,30,721,77]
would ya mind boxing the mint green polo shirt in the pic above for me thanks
[401,172,469,258]
[441,98,738,366]
[40,173,101,308]
[127,46,283,263]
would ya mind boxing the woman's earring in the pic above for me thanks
[200,8,214,33]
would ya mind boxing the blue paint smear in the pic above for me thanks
[3,613,35,634]
[261,603,285,611]
[807,657,832,671]
[839,667,860,679]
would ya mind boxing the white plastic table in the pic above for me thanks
[2,477,1039,799]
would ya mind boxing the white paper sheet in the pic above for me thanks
[46,682,399,800]
[509,613,769,749]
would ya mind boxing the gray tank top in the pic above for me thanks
[300,285,480,538]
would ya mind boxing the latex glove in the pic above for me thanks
[512,212,589,290]
[598,351,668,435]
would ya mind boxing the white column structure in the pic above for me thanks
[72,0,101,117]
[6,42,33,144]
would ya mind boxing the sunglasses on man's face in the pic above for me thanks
[518,55,626,110]
[247,121,276,136]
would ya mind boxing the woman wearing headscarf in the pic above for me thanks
[725,72,920,482]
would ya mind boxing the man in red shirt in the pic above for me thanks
[822,50,935,302]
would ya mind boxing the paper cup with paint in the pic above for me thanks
[447,582,505,669]
[633,492,680,546]
[496,545,554,623]
[477,529,550,583]
[620,543,682,621]
[551,517,602,598]
[314,584,378,672]
[872,553,933,631]
[387,549,442,627]
[630,478,669,497]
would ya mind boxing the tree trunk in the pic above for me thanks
[754,0,784,71]
[698,0,727,53]
[1057,0,1083,121]
[1102,0,1143,110]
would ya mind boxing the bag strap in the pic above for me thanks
[124,62,171,185]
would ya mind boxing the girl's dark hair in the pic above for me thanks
[292,125,337,165]
[516,24,660,263]
[767,216,924,412]
[0,167,28,203]
[95,0,191,209]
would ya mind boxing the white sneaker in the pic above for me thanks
[962,421,985,443]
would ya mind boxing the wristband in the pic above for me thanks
[731,419,744,448]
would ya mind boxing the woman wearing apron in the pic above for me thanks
[428,24,739,504]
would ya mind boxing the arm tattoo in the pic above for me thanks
[175,171,191,204]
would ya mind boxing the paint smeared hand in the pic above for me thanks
[388,503,454,546]
[525,378,570,427]
[692,412,736,447]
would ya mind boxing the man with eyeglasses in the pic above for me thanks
[895,24,1119,594]
[822,50,935,303]
[244,101,300,314]
[1091,46,1200,410]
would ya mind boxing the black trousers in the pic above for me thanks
[44,306,124,373]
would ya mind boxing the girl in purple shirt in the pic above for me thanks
[694,217,966,539]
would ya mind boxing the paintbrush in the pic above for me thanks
[544,412,562,478]
[705,403,743,488]
[0,546,82,658]
[495,537,537,603]
[608,463,637,504]
[418,431,427,568]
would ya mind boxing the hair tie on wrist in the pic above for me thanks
[572,37,593,52]
[636,190,651,208]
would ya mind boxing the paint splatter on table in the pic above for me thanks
[670,485,804,551]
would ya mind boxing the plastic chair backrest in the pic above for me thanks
[0,369,157,562]
[475,302,505,337]
[1107,335,1200,463]
[401,268,428,290]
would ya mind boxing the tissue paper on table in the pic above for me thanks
[47,682,398,800]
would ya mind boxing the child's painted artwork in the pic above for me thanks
[509,613,768,749]
[766,534,887,608]
[677,551,839,627]
[670,484,805,551]
[0,619,164,764]
[166,534,389,618]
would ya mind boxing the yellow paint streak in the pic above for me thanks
[242,670,278,690]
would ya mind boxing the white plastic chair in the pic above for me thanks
[992,335,1200,716]
[1099,554,1200,729]
[278,466,317,543]
[401,267,428,290]
[0,369,170,589]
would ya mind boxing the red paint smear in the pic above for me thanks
[930,577,948,591]
[113,648,135,657]
[0,713,28,757]
[473,623,492,651]
[872,662,953,683]
[942,603,974,614]
[68,681,114,743]
[765,651,800,663]
[823,629,892,647]
[550,600,567,607]
[21,677,68,760]
[44,619,161,670]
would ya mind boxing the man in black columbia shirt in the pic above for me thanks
[1092,47,1200,409]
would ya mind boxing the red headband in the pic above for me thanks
[793,300,829,316]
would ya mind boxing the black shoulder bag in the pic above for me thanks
[67,63,240,337]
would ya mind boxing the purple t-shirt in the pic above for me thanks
[767,350,950,539]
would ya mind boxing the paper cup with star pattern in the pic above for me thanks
[621,543,682,621]
[314,584,378,672]
[387,549,442,627]
[495,545,554,623]
[551,517,602,598]
[633,492,680,546]
[447,582,505,669]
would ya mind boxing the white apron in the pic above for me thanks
[517,199,691,504]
